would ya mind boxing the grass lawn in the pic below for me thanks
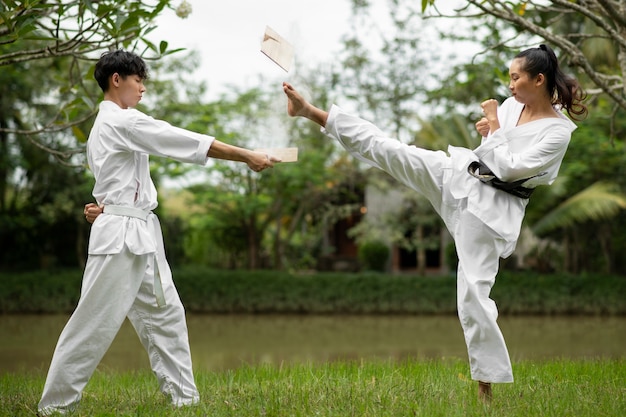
[2,358,624,416]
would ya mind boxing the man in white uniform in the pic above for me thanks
[38,50,279,415]
[282,44,586,400]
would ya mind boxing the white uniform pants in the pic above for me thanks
[453,209,513,383]
[38,246,199,415]
[324,106,513,383]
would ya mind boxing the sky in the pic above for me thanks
[146,1,480,101]
[145,0,479,186]
[147,0,356,100]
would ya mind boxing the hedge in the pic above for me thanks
[0,267,624,315]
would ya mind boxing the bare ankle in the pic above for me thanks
[478,381,492,403]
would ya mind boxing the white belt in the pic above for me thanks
[103,205,150,220]
[103,205,167,308]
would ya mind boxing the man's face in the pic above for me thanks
[114,73,146,109]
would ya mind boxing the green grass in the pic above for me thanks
[2,359,624,416]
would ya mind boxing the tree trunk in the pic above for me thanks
[416,225,426,275]
[247,214,258,270]
[273,207,283,269]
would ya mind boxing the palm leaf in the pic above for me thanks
[415,114,479,150]
[532,182,626,236]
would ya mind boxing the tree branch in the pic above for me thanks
[0,33,134,67]
[25,134,85,162]
[596,0,626,28]
[549,0,626,50]
[0,107,98,136]
[467,0,626,111]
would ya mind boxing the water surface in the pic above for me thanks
[1,314,624,373]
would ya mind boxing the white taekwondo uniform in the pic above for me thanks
[39,100,214,415]
[322,97,576,383]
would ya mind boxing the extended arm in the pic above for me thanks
[207,140,280,172]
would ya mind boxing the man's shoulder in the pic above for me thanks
[97,102,148,125]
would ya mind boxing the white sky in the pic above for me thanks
[148,0,355,100]
[146,0,481,187]
[147,1,480,101]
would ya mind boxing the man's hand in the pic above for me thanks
[206,140,280,172]
[84,203,103,224]
[246,151,281,172]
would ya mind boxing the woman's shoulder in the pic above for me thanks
[500,96,521,111]
[497,97,523,128]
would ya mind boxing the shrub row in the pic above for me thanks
[0,267,624,315]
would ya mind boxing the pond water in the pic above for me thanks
[1,314,624,373]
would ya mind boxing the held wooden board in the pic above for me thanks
[260,26,294,72]
[254,147,298,163]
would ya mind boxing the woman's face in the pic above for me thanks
[508,57,541,104]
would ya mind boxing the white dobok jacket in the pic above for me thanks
[86,101,214,256]
[323,97,577,257]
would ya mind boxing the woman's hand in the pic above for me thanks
[475,117,490,137]
[480,99,500,133]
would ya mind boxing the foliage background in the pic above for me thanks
[1,0,626,277]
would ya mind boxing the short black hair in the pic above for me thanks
[94,50,149,92]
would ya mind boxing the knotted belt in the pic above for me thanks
[102,205,167,307]
[467,161,546,199]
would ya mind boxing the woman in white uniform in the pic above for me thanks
[38,50,279,416]
[282,44,587,401]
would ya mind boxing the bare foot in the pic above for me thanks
[478,381,492,403]
[283,82,308,117]
[282,82,329,127]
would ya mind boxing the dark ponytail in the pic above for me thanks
[515,44,588,120]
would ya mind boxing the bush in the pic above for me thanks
[1,268,625,315]
[357,240,390,272]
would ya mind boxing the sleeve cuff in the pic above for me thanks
[199,135,215,164]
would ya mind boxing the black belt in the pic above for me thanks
[467,161,546,199]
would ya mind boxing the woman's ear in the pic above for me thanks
[535,73,546,87]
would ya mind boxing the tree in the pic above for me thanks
[149,75,336,270]
[424,1,626,124]
[337,0,430,141]
[336,0,626,275]
[0,0,187,157]
[330,0,450,273]
[0,38,97,270]
[413,0,626,273]
[524,97,626,273]
[0,1,188,270]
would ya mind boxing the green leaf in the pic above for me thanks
[141,37,157,53]
[114,12,126,32]
[532,182,626,235]
[161,47,186,57]
[81,95,95,109]
[159,40,168,55]
[72,125,87,143]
